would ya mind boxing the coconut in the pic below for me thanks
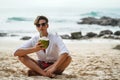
[39,37,49,49]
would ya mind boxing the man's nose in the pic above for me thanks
[38,26,43,29]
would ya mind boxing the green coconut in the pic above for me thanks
[39,40,49,48]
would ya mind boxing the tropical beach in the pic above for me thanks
[0,0,120,80]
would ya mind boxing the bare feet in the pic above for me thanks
[28,70,56,78]
[27,70,40,76]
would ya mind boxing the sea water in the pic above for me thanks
[0,8,120,40]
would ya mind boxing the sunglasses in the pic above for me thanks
[36,23,47,27]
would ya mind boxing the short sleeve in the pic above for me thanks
[55,34,69,55]
[13,35,39,55]
[19,39,33,48]
[16,35,38,50]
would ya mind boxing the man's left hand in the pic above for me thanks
[45,66,56,77]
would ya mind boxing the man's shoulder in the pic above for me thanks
[48,32,62,42]
[49,32,59,37]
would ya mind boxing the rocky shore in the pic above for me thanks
[0,30,120,40]
[77,16,120,27]
[61,30,120,40]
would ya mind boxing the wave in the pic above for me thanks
[51,19,74,23]
[6,17,33,22]
[80,10,120,18]
[81,11,101,17]
[5,16,74,23]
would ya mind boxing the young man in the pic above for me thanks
[14,16,71,78]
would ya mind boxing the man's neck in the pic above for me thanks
[40,32,48,37]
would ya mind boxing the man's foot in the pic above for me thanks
[27,70,40,76]
[50,74,56,78]
[27,70,56,78]
[54,70,63,75]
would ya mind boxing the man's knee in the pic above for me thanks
[66,55,72,63]
[63,53,72,62]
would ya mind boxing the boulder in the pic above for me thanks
[99,16,118,26]
[71,32,82,39]
[77,16,120,27]
[20,36,31,40]
[0,33,7,37]
[98,30,113,37]
[114,31,120,36]
[10,34,19,37]
[114,36,120,39]
[118,19,120,27]
[101,35,120,40]
[85,32,97,38]
[77,17,98,24]
[102,35,114,39]
[113,45,120,50]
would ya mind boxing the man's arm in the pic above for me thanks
[53,53,70,69]
[14,42,45,57]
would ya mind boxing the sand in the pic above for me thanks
[0,38,120,80]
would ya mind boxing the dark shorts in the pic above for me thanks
[38,60,54,69]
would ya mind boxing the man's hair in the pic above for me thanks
[34,16,48,25]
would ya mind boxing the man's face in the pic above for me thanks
[36,19,48,32]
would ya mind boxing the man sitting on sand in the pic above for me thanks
[14,16,71,78]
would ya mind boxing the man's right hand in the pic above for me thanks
[33,42,45,52]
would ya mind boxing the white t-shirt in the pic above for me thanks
[17,33,69,62]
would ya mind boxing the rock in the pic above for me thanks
[114,31,120,36]
[71,32,82,39]
[114,36,120,39]
[113,45,120,50]
[85,32,97,38]
[101,35,120,40]
[118,19,120,27]
[101,16,119,26]
[10,34,19,37]
[77,17,98,24]
[0,33,7,37]
[81,36,89,39]
[98,30,113,37]
[102,35,114,39]
[20,36,31,40]
[77,16,120,27]
[60,34,71,39]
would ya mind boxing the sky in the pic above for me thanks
[0,0,120,9]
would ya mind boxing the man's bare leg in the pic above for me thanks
[18,55,46,76]
[54,55,72,74]
[44,54,72,75]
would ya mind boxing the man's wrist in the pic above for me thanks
[42,72,47,76]
[32,47,40,52]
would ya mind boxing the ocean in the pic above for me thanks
[0,8,120,40]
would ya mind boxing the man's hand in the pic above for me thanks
[33,42,45,52]
[44,65,56,77]
[42,70,56,78]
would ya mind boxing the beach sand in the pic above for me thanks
[0,38,120,80]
